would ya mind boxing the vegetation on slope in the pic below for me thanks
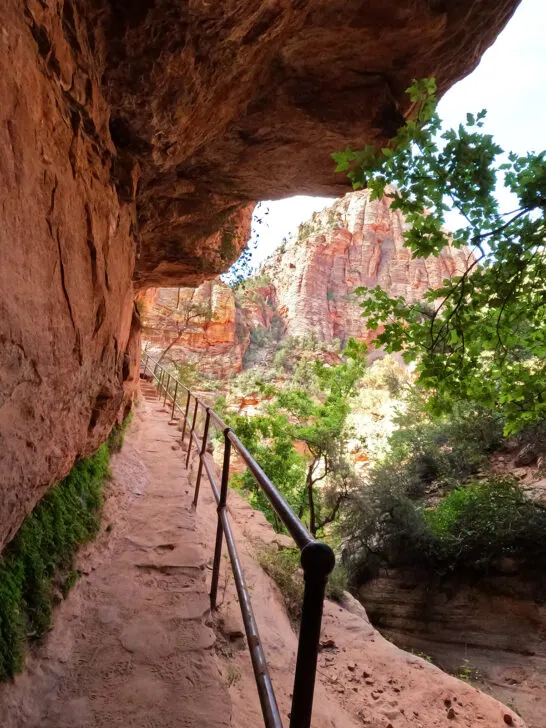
[340,404,546,581]
[258,546,347,619]
[0,416,130,680]
[220,339,366,537]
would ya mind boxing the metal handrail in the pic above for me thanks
[140,354,335,728]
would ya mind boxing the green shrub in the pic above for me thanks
[455,658,482,683]
[361,356,409,398]
[340,470,427,581]
[326,563,349,601]
[0,444,110,680]
[423,476,546,571]
[258,547,303,619]
[172,361,200,388]
[342,473,546,581]
[297,221,314,242]
[233,273,271,300]
[228,416,307,534]
[387,401,505,493]
[249,327,270,347]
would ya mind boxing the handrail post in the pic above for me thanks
[193,408,211,508]
[210,429,231,610]
[143,354,149,376]
[185,398,199,468]
[181,390,191,445]
[170,381,179,421]
[163,373,170,406]
[289,542,335,728]
[157,369,164,399]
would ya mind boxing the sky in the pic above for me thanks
[236,0,546,274]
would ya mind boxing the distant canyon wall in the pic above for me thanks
[140,283,250,377]
[264,191,471,342]
[142,191,472,376]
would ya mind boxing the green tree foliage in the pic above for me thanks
[333,79,546,434]
[226,340,366,536]
[226,410,308,530]
[386,396,504,495]
[423,477,546,570]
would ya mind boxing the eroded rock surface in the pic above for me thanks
[140,282,250,377]
[359,568,546,728]
[0,0,136,549]
[99,0,518,287]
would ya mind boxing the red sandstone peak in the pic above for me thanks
[141,191,471,374]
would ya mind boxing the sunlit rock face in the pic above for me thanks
[265,190,471,343]
[0,0,518,549]
[142,190,472,374]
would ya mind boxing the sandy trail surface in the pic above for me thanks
[0,385,229,728]
[0,383,526,728]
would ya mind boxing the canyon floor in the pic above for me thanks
[0,387,525,728]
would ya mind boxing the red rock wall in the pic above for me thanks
[265,191,471,344]
[359,568,546,728]
[0,0,137,550]
[141,283,249,378]
[142,191,472,376]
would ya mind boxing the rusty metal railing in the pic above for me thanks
[140,354,335,728]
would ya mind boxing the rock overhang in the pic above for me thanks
[96,0,520,288]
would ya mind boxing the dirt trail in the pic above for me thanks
[0,384,526,728]
[0,386,230,728]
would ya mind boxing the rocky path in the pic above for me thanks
[0,383,527,728]
[0,385,230,728]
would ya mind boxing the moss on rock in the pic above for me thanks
[0,442,112,680]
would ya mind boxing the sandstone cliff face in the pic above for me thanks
[141,282,249,377]
[142,190,472,375]
[0,0,137,550]
[0,0,519,547]
[265,190,471,344]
